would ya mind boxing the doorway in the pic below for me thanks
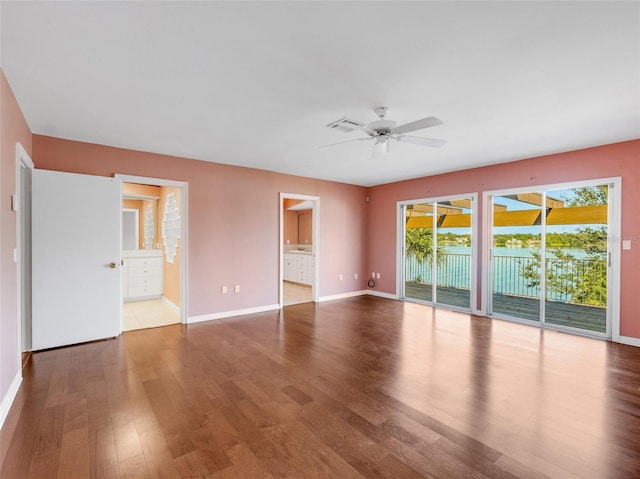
[398,194,477,312]
[485,179,620,338]
[116,175,188,330]
[279,193,319,307]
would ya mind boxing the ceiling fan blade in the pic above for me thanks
[396,135,447,148]
[318,137,372,149]
[392,116,443,135]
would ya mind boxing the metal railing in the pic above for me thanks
[405,253,606,305]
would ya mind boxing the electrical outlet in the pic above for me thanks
[376,273,380,279]
[221,286,227,294]
[355,273,358,280]
[339,274,343,280]
[234,285,240,293]
[372,272,375,278]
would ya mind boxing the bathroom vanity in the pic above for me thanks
[122,249,163,301]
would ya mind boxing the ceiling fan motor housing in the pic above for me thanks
[367,119,397,134]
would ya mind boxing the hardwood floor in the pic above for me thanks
[2,296,640,478]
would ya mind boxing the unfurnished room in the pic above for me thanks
[1,1,639,478]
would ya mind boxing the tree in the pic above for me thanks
[520,186,608,306]
[405,228,444,265]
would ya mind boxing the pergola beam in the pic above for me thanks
[406,205,607,229]
[502,193,565,209]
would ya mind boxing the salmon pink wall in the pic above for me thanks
[0,69,32,425]
[32,135,369,317]
[367,140,640,339]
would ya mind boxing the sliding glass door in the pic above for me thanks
[543,186,608,333]
[487,182,614,337]
[491,191,542,322]
[402,195,475,311]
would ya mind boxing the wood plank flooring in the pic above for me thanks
[2,296,640,478]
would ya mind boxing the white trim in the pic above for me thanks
[617,336,640,348]
[0,371,22,430]
[318,290,368,302]
[366,290,399,300]
[481,190,493,316]
[395,203,405,303]
[15,143,34,356]
[188,304,280,324]
[609,178,622,342]
[162,296,180,312]
[279,193,320,308]
[116,174,188,326]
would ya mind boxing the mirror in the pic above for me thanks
[298,212,312,245]
[122,209,139,250]
[284,199,313,246]
[122,183,161,250]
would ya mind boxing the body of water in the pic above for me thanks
[406,246,597,301]
[443,245,589,259]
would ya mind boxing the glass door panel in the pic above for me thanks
[404,203,434,302]
[435,198,472,309]
[543,186,608,333]
[491,192,542,321]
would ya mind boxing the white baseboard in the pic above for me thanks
[366,290,399,300]
[617,335,640,347]
[0,371,22,430]
[317,289,399,303]
[188,303,280,324]
[318,290,368,302]
[162,296,180,312]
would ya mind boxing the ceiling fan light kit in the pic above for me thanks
[322,106,446,157]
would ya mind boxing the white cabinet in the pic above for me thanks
[283,253,314,285]
[123,251,162,301]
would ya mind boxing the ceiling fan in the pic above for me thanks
[321,107,446,157]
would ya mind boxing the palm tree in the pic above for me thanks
[405,228,444,265]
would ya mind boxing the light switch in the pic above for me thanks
[623,240,632,250]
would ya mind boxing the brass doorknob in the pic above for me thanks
[108,262,117,269]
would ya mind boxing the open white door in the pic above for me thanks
[32,170,121,350]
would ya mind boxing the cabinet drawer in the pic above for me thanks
[128,285,162,297]
[129,264,162,276]
[129,276,161,288]
[127,258,161,268]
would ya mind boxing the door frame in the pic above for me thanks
[482,177,621,340]
[15,143,34,354]
[116,174,188,325]
[396,192,479,314]
[279,192,320,307]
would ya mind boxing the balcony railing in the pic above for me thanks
[405,253,606,306]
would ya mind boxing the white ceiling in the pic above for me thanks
[1,1,638,187]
